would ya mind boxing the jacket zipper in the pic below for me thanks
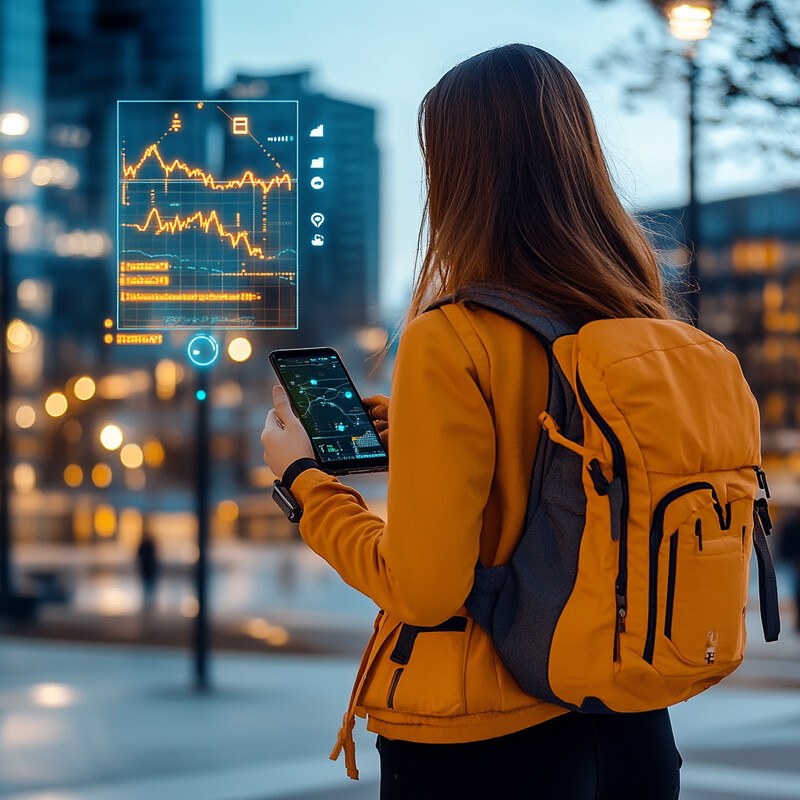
[644,481,716,664]
[575,369,629,660]
[387,667,404,709]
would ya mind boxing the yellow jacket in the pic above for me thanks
[291,300,568,778]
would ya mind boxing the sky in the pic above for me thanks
[205,0,797,313]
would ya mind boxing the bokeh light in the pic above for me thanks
[45,392,68,417]
[73,376,96,400]
[91,463,112,488]
[15,405,35,429]
[99,424,123,450]
[120,443,143,469]
[63,464,83,488]
[13,463,36,492]
[227,336,252,362]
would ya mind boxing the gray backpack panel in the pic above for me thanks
[424,284,587,709]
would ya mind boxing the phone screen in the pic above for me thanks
[271,349,387,471]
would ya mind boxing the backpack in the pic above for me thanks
[425,283,780,713]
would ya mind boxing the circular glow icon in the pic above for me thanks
[310,212,325,228]
[310,176,324,190]
[187,334,220,367]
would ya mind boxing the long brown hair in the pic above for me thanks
[405,43,673,328]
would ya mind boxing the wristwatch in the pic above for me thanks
[272,457,320,522]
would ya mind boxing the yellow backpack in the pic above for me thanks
[428,284,780,713]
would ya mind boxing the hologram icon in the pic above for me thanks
[310,176,324,190]
[311,234,324,246]
[310,212,325,228]
[309,124,324,137]
[232,116,249,135]
[310,157,324,168]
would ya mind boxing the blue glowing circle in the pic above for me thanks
[196,390,207,401]
[345,391,352,398]
[337,423,345,431]
[187,334,220,367]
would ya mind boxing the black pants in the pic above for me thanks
[376,708,681,800]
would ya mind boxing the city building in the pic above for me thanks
[218,70,381,344]
[649,186,800,481]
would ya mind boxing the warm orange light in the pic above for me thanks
[45,392,68,417]
[104,333,113,344]
[227,337,252,362]
[73,376,96,401]
[64,464,83,488]
[91,463,112,488]
[15,405,35,429]
[13,463,36,492]
[155,359,177,400]
[217,499,239,523]
[667,3,713,40]
[143,438,165,467]
[7,319,33,352]
[120,443,143,469]
[94,504,116,537]
[100,424,123,451]
[1,152,31,178]
[104,318,114,328]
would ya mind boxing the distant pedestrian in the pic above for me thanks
[136,534,159,614]
[779,509,800,632]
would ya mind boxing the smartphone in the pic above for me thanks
[269,347,389,475]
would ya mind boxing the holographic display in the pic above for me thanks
[117,100,298,329]
[272,352,386,465]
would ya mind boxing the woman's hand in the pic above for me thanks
[362,394,390,452]
[261,385,316,479]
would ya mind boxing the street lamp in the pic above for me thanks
[653,1,717,324]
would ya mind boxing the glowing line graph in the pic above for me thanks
[122,143,292,196]
[122,207,273,259]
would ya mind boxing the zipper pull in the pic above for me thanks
[754,466,771,498]
[588,458,611,495]
[615,592,627,634]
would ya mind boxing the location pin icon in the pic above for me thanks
[311,212,325,228]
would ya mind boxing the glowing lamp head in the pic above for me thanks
[665,2,714,40]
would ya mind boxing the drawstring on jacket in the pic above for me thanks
[329,609,389,780]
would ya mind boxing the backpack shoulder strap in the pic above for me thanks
[423,284,579,346]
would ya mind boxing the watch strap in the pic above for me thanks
[282,457,320,491]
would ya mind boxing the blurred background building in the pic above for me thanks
[650,186,800,501]
[2,0,386,573]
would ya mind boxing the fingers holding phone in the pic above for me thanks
[362,394,389,451]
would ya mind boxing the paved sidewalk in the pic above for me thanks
[1,631,799,800]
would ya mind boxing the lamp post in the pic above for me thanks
[655,2,717,325]
[0,111,31,619]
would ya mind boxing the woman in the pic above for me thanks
[262,43,681,800]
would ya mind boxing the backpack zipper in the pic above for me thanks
[644,481,717,664]
[575,369,629,660]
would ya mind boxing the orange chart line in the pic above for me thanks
[122,143,292,195]
[123,207,266,259]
